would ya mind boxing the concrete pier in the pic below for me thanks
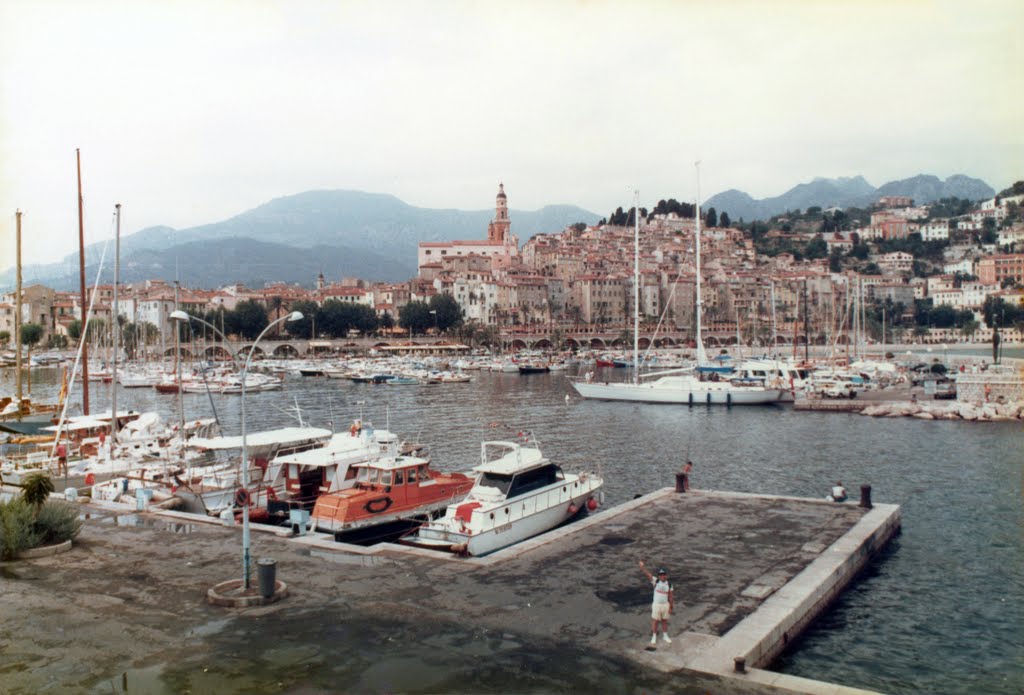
[0,488,900,694]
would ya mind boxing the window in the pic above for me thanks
[395,470,405,485]
[356,467,370,482]
[408,467,417,484]
[381,471,392,485]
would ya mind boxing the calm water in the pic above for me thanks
[4,365,1022,694]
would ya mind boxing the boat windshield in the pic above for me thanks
[506,464,562,499]
[477,472,513,495]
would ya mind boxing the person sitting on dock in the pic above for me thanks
[638,560,674,645]
[827,481,847,503]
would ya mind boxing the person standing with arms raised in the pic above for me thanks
[639,560,674,646]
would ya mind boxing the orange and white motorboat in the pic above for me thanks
[311,454,475,544]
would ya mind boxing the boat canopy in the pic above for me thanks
[473,441,547,476]
[189,426,331,451]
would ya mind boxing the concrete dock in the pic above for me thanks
[0,487,900,694]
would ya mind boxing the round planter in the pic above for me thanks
[17,539,73,559]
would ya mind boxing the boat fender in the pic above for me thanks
[84,473,96,486]
[587,498,598,511]
[568,503,579,515]
[364,497,393,514]
[234,487,250,508]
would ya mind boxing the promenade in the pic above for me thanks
[1,485,899,694]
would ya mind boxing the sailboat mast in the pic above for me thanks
[694,162,706,367]
[770,280,777,354]
[76,149,90,414]
[14,210,23,403]
[633,190,640,384]
[111,204,121,448]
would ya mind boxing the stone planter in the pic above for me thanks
[17,539,73,559]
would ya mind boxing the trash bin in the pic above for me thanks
[256,558,277,598]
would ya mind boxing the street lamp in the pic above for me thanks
[236,310,303,590]
[169,310,237,362]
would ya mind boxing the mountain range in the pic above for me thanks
[703,174,994,223]
[4,190,601,291]
[3,173,996,291]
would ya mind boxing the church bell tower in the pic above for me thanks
[487,183,511,244]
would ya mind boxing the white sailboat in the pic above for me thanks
[571,167,784,405]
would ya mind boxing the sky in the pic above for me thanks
[1,0,1021,269]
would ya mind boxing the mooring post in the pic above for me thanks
[734,656,746,673]
[675,472,688,493]
[859,484,873,509]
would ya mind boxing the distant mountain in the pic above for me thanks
[2,190,601,291]
[704,174,994,222]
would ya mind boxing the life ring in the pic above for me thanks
[234,487,250,507]
[364,497,393,514]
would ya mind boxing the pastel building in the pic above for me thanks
[417,184,520,275]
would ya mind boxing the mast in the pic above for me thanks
[633,189,640,384]
[174,279,185,443]
[770,280,777,354]
[694,162,707,367]
[111,204,121,448]
[77,149,90,414]
[14,210,23,403]
[803,279,809,363]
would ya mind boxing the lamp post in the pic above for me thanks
[236,311,303,590]
[169,310,237,363]
[170,310,240,427]
[173,310,302,592]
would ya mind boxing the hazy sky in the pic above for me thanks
[2,0,1021,268]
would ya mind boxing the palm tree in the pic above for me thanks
[20,472,54,518]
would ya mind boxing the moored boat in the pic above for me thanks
[311,454,474,543]
[401,439,603,556]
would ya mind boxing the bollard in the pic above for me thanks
[257,558,277,599]
[734,656,746,673]
[859,484,873,509]
[675,472,688,493]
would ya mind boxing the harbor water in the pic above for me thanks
[3,364,1022,694]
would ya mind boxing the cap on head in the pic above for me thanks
[657,568,667,575]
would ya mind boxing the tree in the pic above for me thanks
[960,319,980,340]
[399,300,433,335]
[428,294,463,333]
[719,211,731,228]
[285,300,319,338]
[705,207,717,228]
[20,472,54,518]
[0,330,9,346]
[66,320,82,342]
[267,295,285,336]
[20,323,44,368]
[828,249,843,273]
[232,300,269,340]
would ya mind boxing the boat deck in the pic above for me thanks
[1,485,899,694]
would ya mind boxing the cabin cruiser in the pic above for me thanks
[402,439,603,556]
[311,454,474,544]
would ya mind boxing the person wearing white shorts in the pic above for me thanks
[639,560,674,645]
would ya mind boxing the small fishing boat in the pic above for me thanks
[401,439,603,556]
[311,455,475,544]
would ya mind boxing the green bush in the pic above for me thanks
[0,498,80,559]
[0,498,40,560]
[34,500,82,545]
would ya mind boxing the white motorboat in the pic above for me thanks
[402,439,603,556]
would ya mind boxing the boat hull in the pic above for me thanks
[571,379,783,404]
[407,483,602,556]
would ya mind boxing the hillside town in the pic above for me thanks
[3,182,1023,353]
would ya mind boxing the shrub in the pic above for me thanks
[21,472,55,513]
[0,498,40,560]
[34,500,82,545]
